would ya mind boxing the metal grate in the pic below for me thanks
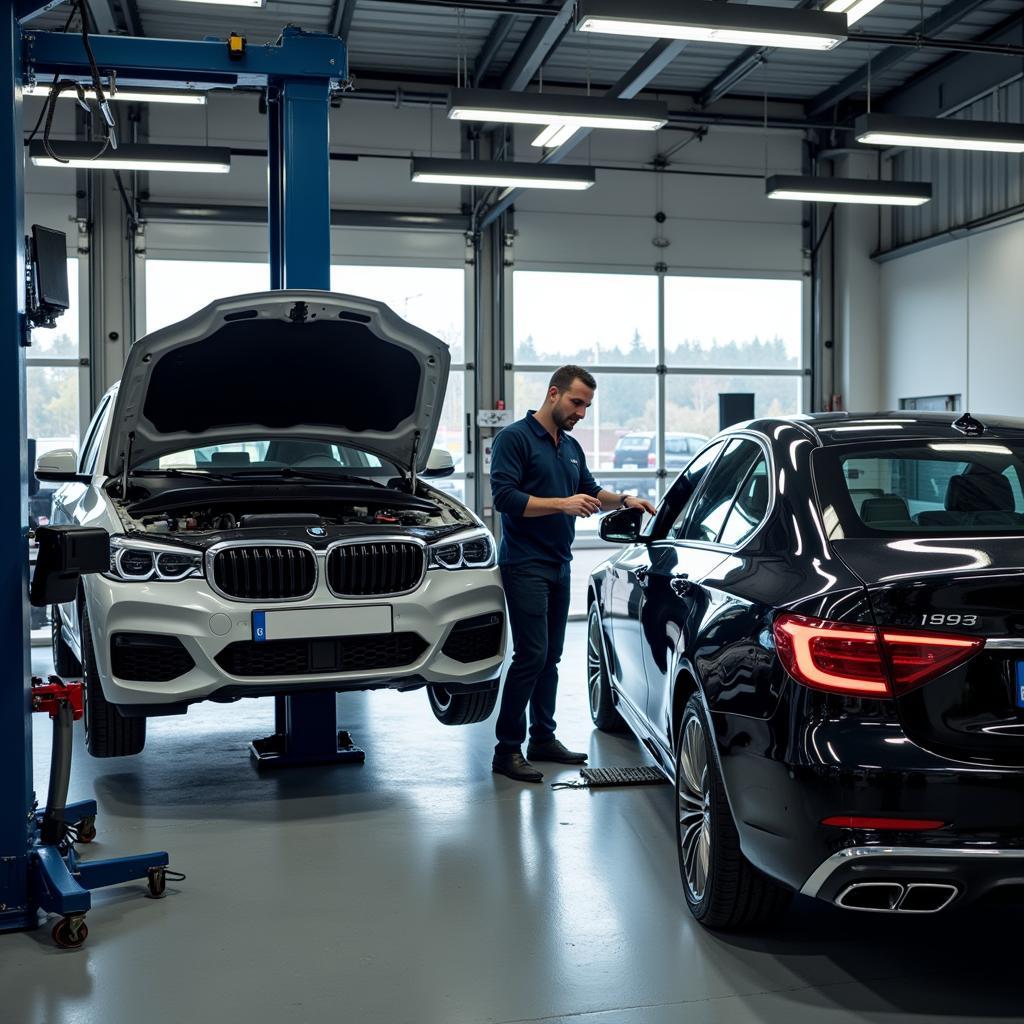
[552,766,668,790]
[326,542,424,597]
[211,545,316,601]
[215,631,428,677]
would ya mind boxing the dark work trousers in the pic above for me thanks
[495,560,572,753]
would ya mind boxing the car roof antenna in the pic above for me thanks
[952,412,985,436]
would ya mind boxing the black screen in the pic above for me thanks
[31,226,69,311]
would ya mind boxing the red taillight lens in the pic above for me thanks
[647,452,656,467]
[773,614,984,698]
[879,630,983,690]
[821,816,947,831]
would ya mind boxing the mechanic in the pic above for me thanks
[489,365,658,783]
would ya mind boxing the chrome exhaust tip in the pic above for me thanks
[835,881,959,913]
[835,881,905,912]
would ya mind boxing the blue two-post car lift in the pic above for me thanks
[3,5,352,943]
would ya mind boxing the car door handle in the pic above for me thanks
[634,566,649,589]
[670,574,691,597]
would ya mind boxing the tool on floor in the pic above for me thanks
[551,766,668,790]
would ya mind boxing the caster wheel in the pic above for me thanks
[52,915,88,949]
[76,816,97,844]
[147,866,167,899]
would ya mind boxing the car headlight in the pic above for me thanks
[428,528,495,570]
[106,536,204,582]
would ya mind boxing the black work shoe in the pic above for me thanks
[492,750,544,783]
[526,738,588,765]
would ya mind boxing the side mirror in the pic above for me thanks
[599,507,645,544]
[30,526,110,607]
[35,448,83,483]
[423,448,456,478]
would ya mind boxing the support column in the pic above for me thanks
[0,8,34,933]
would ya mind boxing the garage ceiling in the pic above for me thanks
[23,0,1024,118]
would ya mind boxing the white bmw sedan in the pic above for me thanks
[38,291,505,757]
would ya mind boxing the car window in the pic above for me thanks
[718,454,770,546]
[678,439,762,543]
[656,441,725,539]
[617,435,651,451]
[814,441,1024,537]
[79,396,111,475]
[665,437,687,455]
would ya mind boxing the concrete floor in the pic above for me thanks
[4,625,1022,1024]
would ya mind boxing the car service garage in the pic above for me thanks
[3,1,1024,1021]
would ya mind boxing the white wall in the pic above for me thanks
[879,219,1024,415]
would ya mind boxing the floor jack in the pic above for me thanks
[29,674,170,949]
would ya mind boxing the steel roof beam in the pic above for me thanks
[879,11,1024,118]
[479,38,688,228]
[473,12,516,85]
[697,0,817,108]
[328,0,357,38]
[499,0,574,92]
[806,0,991,119]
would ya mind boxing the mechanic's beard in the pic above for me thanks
[553,405,575,431]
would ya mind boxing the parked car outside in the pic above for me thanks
[589,412,1024,929]
[38,291,505,757]
[609,431,707,500]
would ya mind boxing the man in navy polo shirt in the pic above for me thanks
[489,365,657,783]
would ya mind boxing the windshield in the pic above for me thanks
[135,439,400,480]
[813,441,1024,538]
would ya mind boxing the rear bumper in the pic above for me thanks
[800,845,1024,910]
[714,688,1024,903]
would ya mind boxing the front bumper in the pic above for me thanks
[84,565,506,708]
[714,686,1024,907]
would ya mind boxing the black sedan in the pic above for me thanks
[588,412,1024,930]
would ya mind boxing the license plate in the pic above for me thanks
[1016,662,1024,709]
[252,606,392,642]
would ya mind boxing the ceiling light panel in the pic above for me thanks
[855,114,1024,154]
[766,175,932,206]
[30,141,232,173]
[824,0,887,26]
[411,157,595,191]
[24,84,206,105]
[576,0,846,51]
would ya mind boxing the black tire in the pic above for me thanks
[81,604,146,758]
[587,603,626,733]
[427,683,498,726]
[51,607,81,677]
[675,695,791,931]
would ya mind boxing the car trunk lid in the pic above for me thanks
[833,537,1024,765]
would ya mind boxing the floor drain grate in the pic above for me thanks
[551,766,668,789]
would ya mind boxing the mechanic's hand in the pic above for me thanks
[625,495,658,516]
[561,494,603,518]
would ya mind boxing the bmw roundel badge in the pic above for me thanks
[307,527,326,537]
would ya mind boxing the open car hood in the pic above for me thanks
[104,290,451,478]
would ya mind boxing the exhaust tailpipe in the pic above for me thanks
[836,881,958,913]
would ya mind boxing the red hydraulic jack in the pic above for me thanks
[29,675,171,949]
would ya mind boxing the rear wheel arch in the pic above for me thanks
[670,668,700,753]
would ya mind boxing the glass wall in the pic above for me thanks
[509,270,805,613]
[145,260,471,503]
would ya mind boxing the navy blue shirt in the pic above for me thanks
[490,411,602,566]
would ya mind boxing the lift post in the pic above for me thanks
[1,12,352,938]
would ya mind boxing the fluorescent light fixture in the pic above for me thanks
[532,123,581,148]
[411,157,595,191]
[173,0,263,7]
[855,113,1024,154]
[824,0,887,26]
[24,83,206,105]
[766,174,931,206]
[30,141,231,174]
[576,0,846,50]
[447,87,668,147]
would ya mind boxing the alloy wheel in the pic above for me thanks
[678,715,712,902]
[587,609,603,719]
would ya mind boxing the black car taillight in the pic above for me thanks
[772,613,984,698]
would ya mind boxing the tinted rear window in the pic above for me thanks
[813,442,1024,538]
